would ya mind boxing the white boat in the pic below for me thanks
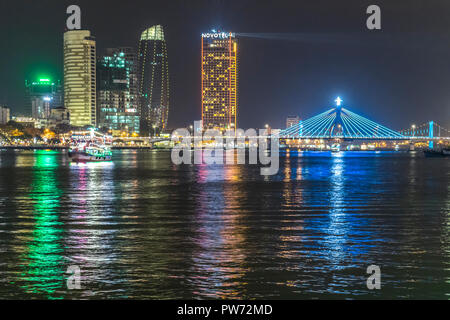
[68,130,113,162]
[331,143,341,152]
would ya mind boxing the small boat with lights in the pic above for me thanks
[331,144,341,152]
[68,130,113,162]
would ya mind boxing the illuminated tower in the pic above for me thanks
[137,25,169,135]
[201,30,237,132]
[97,48,140,134]
[25,78,63,119]
[63,30,96,127]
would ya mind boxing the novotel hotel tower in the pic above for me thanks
[201,31,237,132]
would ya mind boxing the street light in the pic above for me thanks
[264,124,271,136]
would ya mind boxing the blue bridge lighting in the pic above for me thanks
[280,99,405,140]
[279,99,450,142]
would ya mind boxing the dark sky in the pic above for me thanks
[1,0,450,130]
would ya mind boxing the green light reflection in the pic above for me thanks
[19,151,64,299]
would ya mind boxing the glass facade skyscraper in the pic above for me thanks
[201,31,237,132]
[137,25,169,135]
[97,48,140,134]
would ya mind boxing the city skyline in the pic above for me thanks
[1,0,450,131]
[1,0,450,303]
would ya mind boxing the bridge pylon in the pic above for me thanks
[279,98,405,140]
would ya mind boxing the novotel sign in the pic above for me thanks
[202,32,235,39]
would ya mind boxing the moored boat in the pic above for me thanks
[424,148,450,157]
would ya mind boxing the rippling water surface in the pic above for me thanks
[0,150,449,299]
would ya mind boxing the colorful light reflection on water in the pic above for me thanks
[19,151,64,298]
[0,150,449,299]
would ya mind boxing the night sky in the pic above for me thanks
[1,0,450,130]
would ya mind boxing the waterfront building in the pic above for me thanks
[201,30,238,132]
[11,116,36,128]
[36,107,70,129]
[109,47,139,111]
[50,107,70,127]
[286,115,300,128]
[63,30,96,127]
[25,78,63,120]
[97,48,140,133]
[137,25,170,135]
[0,106,10,125]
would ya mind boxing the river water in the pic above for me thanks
[0,149,449,299]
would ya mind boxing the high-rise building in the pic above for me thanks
[112,47,139,111]
[25,78,62,120]
[201,30,238,132]
[137,25,169,135]
[0,106,10,125]
[286,115,300,128]
[64,30,96,127]
[97,48,140,134]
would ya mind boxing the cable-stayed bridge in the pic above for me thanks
[399,121,450,140]
[278,98,450,142]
